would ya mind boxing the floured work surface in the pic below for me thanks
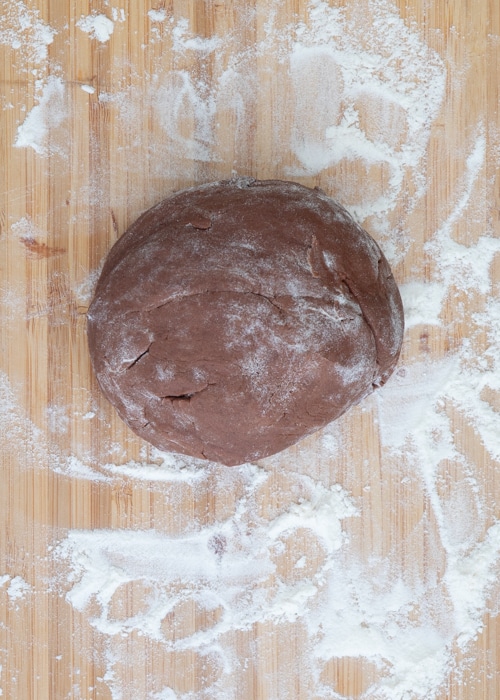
[87,179,404,466]
[1,1,500,698]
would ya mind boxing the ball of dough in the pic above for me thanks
[87,179,404,466]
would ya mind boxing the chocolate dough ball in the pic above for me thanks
[87,179,404,466]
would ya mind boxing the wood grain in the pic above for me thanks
[1,1,499,698]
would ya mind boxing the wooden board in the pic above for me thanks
[1,1,500,698]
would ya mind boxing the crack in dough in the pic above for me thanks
[87,179,404,465]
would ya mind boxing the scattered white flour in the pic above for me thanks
[55,464,500,699]
[445,522,500,646]
[14,75,67,155]
[73,268,101,309]
[10,214,46,242]
[171,17,222,54]
[288,1,445,197]
[6,576,30,602]
[1,575,31,606]
[148,9,167,23]
[0,370,48,467]
[54,449,213,485]
[0,0,56,65]
[88,0,444,263]
[58,455,111,483]
[77,13,115,43]
[425,131,500,295]
[56,474,356,640]
[99,453,210,483]
[150,690,177,700]
[376,357,460,452]
[267,483,357,555]
[0,368,207,486]
[46,404,70,434]
[8,0,445,263]
[111,8,126,24]
[2,0,500,698]
[399,281,447,328]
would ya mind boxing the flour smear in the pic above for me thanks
[2,0,500,699]
[14,75,67,156]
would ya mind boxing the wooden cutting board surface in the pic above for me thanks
[1,1,500,698]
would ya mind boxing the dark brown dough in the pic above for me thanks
[87,179,404,466]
